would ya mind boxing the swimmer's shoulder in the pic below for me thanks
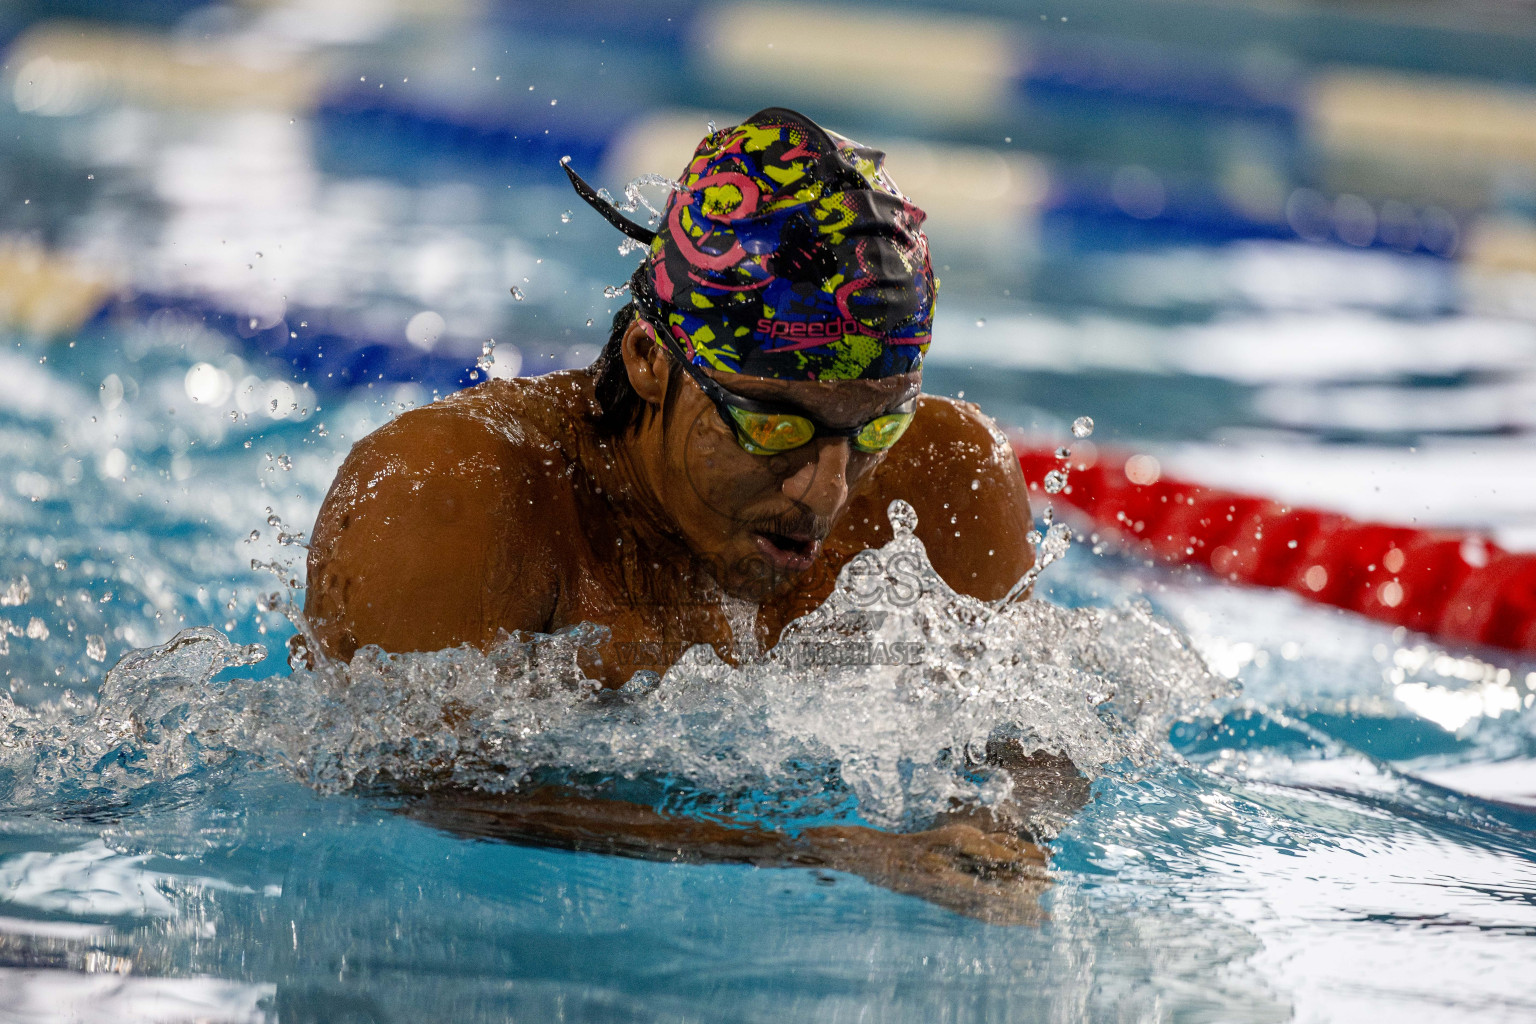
[844,393,1034,601]
[903,393,1020,466]
[305,373,593,656]
[338,371,589,499]
[873,393,1026,503]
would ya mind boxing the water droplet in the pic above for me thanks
[975,318,987,328]
[85,635,106,662]
[887,499,919,535]
[1055,446,1072,460]
[509,286,524,300]
[970,479,981,491]
[603,283,630,299]
[585,318,594,326]
[475,338,498,378]
[0,578,29,610]
[1043,469,1068,494]
[86,174,94,180]
[276,454,292,471]
[560,210,572,223]
[1072,416,1095,439]
[246,530,260,542]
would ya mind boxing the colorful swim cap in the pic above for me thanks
[564,108,935,381]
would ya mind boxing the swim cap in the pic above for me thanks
[565,108,935,381]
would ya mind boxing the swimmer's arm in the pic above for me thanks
[863,395,1035,602]
[304,409,560,661]
[405,788,1047,925]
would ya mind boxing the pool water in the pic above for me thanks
[4,316,1535,1020]
[4,2,1536,1020]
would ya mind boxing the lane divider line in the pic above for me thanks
[1017,443,1536,654]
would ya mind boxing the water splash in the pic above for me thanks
[995,515,1074,609]
[0,503,1224,833]
[616,173,687,225]
[1007,420,1093,598]
[720,594,761,664]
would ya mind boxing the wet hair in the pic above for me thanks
[590,262,682,433]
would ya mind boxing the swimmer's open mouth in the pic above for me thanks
[753,530,822,571]
[761,531,814,556]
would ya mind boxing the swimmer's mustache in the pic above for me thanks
[745,511,831,542]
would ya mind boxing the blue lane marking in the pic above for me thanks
[93,292,485,395]
[313,83,1460,260]
[488,0,1310,129]
[1019,35,1303,128]
[316,87,635,183]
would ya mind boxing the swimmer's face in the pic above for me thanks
[625,320,920,599]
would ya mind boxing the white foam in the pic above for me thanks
[0,504,1224,835]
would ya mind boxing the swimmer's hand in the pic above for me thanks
[803,823,1048,926]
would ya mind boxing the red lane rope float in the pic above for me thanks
[1015,443,1536,654]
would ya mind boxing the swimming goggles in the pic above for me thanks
[643,319,915,456]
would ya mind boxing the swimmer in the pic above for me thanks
[304,109,1071,920]
[305,107,1034,680]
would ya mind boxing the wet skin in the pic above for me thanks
[305,318,1069,921]
[305,319,1037,676]
[405,788,1051,927]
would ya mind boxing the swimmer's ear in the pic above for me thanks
[620,318,668,406]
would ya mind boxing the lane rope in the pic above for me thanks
[1017,443,1536,654]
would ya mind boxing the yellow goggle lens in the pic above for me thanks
[727,408,817,453]
[853,411,914,452]
[725,407,915,455]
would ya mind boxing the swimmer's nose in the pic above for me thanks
[783,437,850,516]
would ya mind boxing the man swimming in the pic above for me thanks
[305,107,1034,680]
[303,109,1066,922]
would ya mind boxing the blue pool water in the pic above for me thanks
[4,310,1536,1020]
[4,2,1536,1020]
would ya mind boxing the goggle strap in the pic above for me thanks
[561,158,659,246]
